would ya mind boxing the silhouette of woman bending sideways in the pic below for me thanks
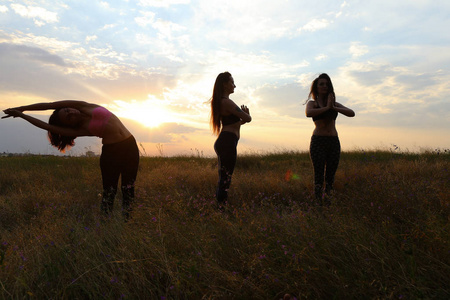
[3,100,139,218]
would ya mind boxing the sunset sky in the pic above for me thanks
[0,0,449,156]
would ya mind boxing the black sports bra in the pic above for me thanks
[313,109,338,121]
[221,114,240,126]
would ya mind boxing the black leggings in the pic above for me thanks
[214,131,238,204]
[309,135,340,199]
[100,135,139,214]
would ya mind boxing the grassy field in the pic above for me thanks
[0,150,449,299]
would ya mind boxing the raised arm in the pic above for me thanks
[2,109,89,137]
[9,100,90,112]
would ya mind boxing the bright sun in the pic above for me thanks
[127,106,173,128]
[111,98,176,128]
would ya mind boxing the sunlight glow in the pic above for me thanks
[111,96,177,128]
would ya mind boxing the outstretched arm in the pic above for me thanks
[7,100,90,112]
[2,109,88,137]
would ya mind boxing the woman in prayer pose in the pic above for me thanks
[209,72,252,207]
[305,73,355,204]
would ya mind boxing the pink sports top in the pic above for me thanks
[89,107,112,137]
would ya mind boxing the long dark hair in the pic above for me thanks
[307,73,335,101]
[209,71,232,136]
[47,108,76,152]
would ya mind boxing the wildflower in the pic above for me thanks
[19,252,27,261]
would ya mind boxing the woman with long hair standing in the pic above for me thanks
[210,72,252,207]
[3,100,139,218]
[305,73,355,204]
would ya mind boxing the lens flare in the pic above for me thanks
[285,170,300,182]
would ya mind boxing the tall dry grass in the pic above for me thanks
[0,150,449,299]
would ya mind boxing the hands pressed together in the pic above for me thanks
[240,105,250,115]
[326,93,336,109]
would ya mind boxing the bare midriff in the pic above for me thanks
[100,114,132,144]
[312,119,338,136]
[222,121,241,140]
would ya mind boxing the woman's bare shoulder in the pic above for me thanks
[221,98,237,112]
[306,100,317,107]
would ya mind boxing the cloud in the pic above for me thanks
[3,31,78,53]
[101,24,116,30]
[0,43,66,66]
[133,10,188,61]
[85,35,97,43]
[349,42,369,58]
[253,82,306,118]
[341,61,395,86]
[135,10,188,37]
[152,19,186,37]
[123,119,200,143]
[0,43,78,98]
[134,11,156,27]
[0,5,8,13]
[100,2,110,9]
[337,60,450,130]
[138,0,190,8]
[196,50,309,86]
[0,42,174,103]
[11,4,58,26]
[192,1,344,44]
[298,19,331,33]
[1,29,175,83]
[315,54,328,61]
